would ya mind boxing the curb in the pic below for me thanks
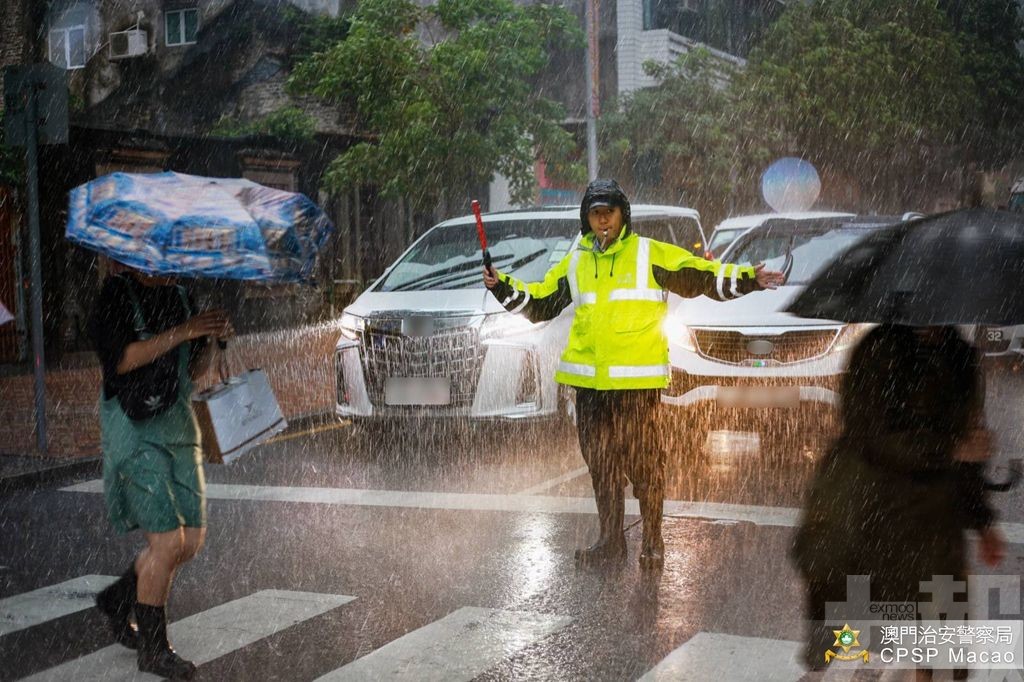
[0,457,102,493]
[0,413,339,493]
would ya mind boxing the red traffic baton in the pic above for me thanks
[471,200,493,275]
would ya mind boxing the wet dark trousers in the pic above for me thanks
[575,388,665,558]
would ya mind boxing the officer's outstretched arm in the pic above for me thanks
[488,253,573,323]
[651,243,760,301]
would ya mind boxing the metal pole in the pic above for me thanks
[584,0,600,181]
[23,84,48,454]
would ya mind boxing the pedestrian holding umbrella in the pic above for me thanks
[68,171,333,679]
[787,209,1019,678]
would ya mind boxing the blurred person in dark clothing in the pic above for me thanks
[793,324,1006,680]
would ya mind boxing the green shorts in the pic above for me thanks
[101,393,206,534]
[107,442,206,534]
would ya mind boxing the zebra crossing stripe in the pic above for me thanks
[0,575,116,637]
[638,632,805,682]
[21,589,354,682]
[316,606,572,681]
[60,480,1024,546]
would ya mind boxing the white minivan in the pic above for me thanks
[335,204,707,422]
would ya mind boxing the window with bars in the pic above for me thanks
[49,25,87,70]
[165,8,198,46]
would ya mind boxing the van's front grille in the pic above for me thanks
[358,322,484,408]
[692,328,840,365]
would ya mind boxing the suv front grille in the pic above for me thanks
[667,369,842,397]
[358,322,484,408]
[693,328,840,365]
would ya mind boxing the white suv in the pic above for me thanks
[661,214,919,461]
[335,204,707,422]
[705,211,855,259]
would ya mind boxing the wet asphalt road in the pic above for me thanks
[1,364,1022,681]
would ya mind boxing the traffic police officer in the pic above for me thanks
[484,179,784,570]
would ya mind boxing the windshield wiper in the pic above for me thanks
[781,235,795,283]
[390,254,517,292]
[391,248,547,291]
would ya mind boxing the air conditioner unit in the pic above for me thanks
[109,29,147,59]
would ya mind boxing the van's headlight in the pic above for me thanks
[833,323,872,352]
[664,317,697,352]
[340,312,365,341]
[481,313,544,340]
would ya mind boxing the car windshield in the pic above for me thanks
[631,216,704,251]
[708,228,743,254]
[374,218,578,292]
[725,220,888,285]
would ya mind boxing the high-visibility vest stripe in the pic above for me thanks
[568,251,582,306]
[579,292,597,305]
[608,289,665,302]
[558,361,597,377]
[510,290,531,313]
[636,237,650,285]
[607,364,670,378]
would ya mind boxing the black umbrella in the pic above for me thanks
[786,209,1024,325]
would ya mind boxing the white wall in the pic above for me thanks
[286,0,343,17]
[489,173,515,212]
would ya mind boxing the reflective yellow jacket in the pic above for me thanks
[489,225,760,390]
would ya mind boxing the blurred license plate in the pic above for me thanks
[717,386,799,409]
[385,377,451,406]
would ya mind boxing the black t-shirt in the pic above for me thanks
[88,274,206,401]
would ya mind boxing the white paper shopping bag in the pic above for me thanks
[192,369,287,464]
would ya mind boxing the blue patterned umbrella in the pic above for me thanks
[66,171,334,283]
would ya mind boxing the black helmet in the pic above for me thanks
[580,178,631,234]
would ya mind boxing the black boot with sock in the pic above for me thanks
[135,603,196,680]
[95,566,138,649]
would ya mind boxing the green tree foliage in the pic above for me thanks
[599,48,779,222]
[288,0,584,211]
[210,106,317,145]
[739,0,977,206]
[281,5,352,64]
[939,0,1024,159]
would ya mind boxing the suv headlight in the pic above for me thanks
[833,323,872,353]
[664,317,697,352]
[480,313,545,341]
[340,312,365,341]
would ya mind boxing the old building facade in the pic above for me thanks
[1,0,790,364]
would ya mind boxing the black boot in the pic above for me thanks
[637,487,665,571]
[575,486,626,567]
[135,603,196,680]
[95,566,138,649]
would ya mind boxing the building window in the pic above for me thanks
[165,8,198,46]
[49,26,87,70]
[641,0,781,59]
